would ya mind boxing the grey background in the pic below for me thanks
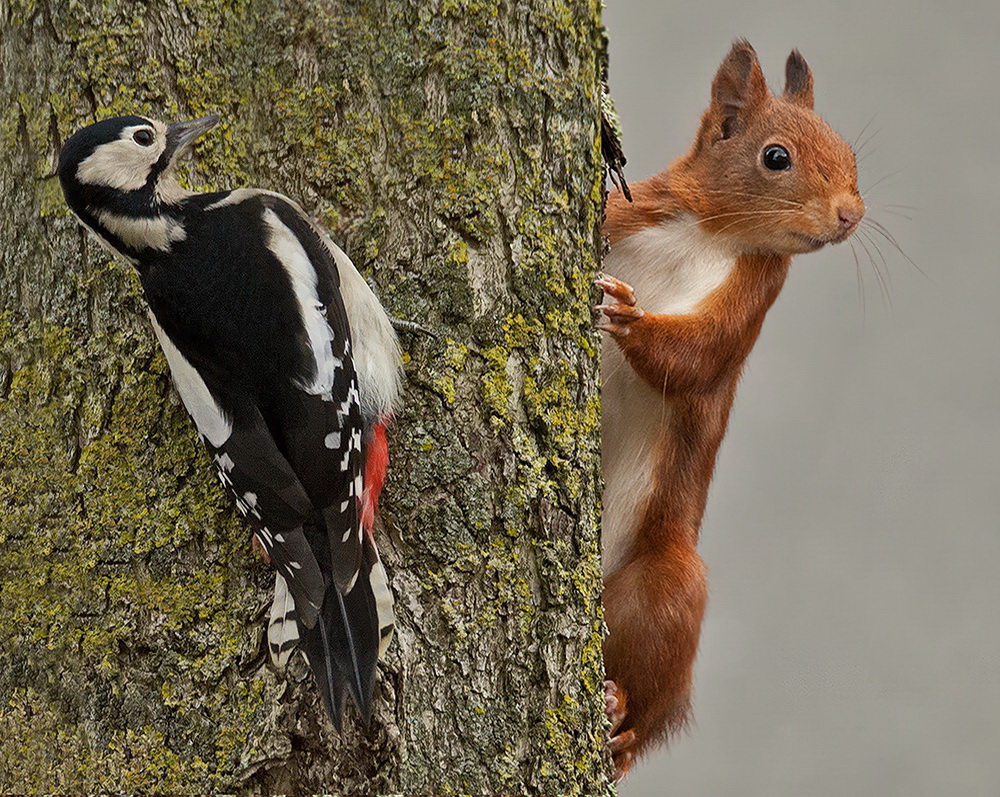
[603,2,1000,796]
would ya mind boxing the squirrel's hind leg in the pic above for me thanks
[603,536,708,773]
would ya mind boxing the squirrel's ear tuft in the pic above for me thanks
[783,49,815,109]
[710,39,770,139]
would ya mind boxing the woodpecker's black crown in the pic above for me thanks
[58,115,152,181]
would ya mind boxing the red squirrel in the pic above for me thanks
[597,40,864,778]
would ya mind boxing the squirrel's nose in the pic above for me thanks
[837,205,864,230]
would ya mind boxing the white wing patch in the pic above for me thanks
[76,122,168,191]
[148,313,233,447]
[205,189,402,418]
[261,208,339,396]
[203,187,286,211]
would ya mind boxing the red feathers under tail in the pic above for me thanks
[361,420,390,532]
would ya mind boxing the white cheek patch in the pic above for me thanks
[76,125,166,191]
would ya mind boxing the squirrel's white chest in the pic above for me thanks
[600,215,736,575]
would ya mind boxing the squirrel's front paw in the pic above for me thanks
[595,273,644,337]
[605,679,638,782]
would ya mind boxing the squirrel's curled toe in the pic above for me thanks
[605,679,638,781]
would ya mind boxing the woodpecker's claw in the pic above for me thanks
[390,316,437,337]
[251,533,272,567]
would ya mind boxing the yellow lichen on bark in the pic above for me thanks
[0,0,611,792]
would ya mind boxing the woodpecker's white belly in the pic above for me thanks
[601,215,736,576]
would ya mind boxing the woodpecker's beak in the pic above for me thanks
[165,114,220,162]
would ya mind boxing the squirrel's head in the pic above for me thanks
[671,41,864,256]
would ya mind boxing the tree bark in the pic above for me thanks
[0,0,609,793]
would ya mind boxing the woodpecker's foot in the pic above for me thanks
[251,533,272,567]
[595,274,644,337]
[390,316,437,337]
[605,679,637,782]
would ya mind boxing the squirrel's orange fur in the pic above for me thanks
[599,41,864,778]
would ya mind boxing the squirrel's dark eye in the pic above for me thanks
[133,129,155,146]
[762,145,791,171]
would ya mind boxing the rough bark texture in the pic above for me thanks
[0,0,609,793]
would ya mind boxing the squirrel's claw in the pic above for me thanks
[611,744,636,783]
[596,319,631,338]
[605,679,625,727]
[597,302,644,321]
[605,680,637,782]
[595,274,644,337]
[595,273,637,306]
[595,302,645,337]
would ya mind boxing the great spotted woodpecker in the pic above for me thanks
[58,114,401,729]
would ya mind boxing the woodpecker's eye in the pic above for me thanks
[133,129,155,146]
[762,145,791,171]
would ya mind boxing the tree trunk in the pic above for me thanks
[0,0,610,793]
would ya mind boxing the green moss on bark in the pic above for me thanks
[1,0,610,792]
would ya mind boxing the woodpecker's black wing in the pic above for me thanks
[201,385,377,726]
[205,410,332,625]
[144,189,383,726]
[147,313,328,630]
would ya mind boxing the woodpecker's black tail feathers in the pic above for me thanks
[299,541,382,728]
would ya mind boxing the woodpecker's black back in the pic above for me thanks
[143,193,339,419]
[58,115,398,729]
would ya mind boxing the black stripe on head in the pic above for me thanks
[146,114,220,189]
[145,134,179,187]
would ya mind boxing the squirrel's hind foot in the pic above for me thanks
[605,679,638,782]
